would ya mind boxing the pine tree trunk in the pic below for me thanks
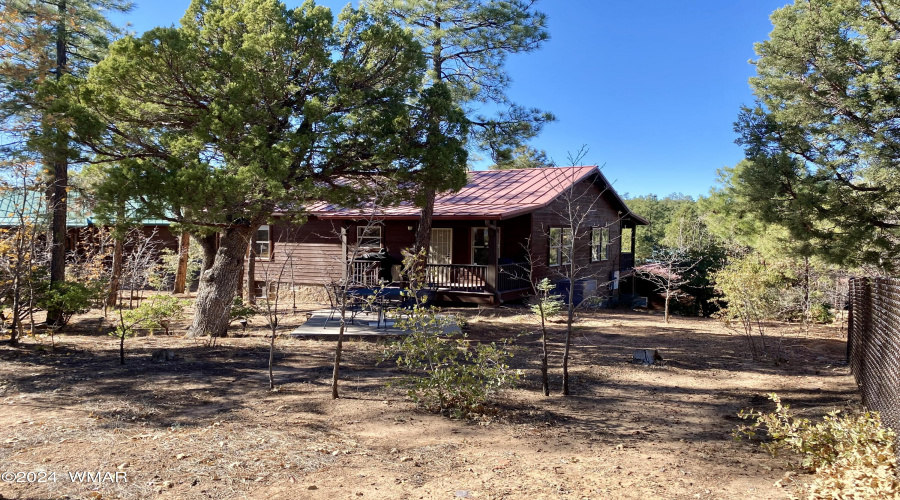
[188,227,252,338]
[173,232,190,294]
[46,0,69,327]
[413,185,436,274]
[198,233,217,273]
[410,26,443,275]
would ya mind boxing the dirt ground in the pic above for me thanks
[0,303,858,500]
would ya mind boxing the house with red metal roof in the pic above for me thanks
[249,166,648,304]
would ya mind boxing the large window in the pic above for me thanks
[591,226,609,261]
[357,225,382,249]
[252,225,271,259]
[549,227,572,267]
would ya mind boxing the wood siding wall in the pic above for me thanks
[252,218,344,286]
[67,225,178,257]
[252,177,628,296]
[529,178,624,298]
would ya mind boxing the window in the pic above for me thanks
[253,225,271,259]
[357,225,382,249]
[591,226,609,261]
[549,227,572,266]
[621,227,633,254]
[471,227,500,265]
[472,227,488,265]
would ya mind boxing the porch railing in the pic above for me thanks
[423,262,533,294]
[498,262,532,292]
[351,260,381,287]
[426,264,486,292]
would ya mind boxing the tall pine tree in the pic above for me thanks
[0,0,132,324]
[734,0,900,272]
[363,0,554,261]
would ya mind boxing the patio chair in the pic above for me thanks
[323,282,364,328]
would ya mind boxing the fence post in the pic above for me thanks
[846,280,852,366]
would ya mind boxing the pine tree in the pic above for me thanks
[734,0,900,272]
[64,0,468,338]
[0,0,132,325]
[364,0,554,262]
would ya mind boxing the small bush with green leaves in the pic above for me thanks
[736,393,899,499]
[122,295,189,336]
[37,281,105,328]
[229,297,258,325]
[384,299,520,418]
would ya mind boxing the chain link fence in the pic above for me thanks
[848,277,900,440]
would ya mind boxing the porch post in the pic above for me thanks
[631,223,636,257]
[486,222,499,301]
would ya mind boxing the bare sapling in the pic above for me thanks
[254,227,297,390]
[538,146,626,395]
[636,248,702,324]
[331,186,391,399]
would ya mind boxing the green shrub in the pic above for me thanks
[384,299,520,418]
[38,281,105,327]
[123,295,189,335]
[736,393,899,499]
[809,302,834,325]
[229,297,258,325]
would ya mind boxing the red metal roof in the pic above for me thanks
[307,166,648,223]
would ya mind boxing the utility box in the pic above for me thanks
[554,278,598,305]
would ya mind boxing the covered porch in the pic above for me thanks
[350,259,532,304]
[345,215,534,305]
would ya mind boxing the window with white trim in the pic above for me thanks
[253,225,271,259]
[357,225,382,249]
[591,226,609,261]
[549,227,572,266]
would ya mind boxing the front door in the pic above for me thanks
[429,228,452,264]
[428,228,452,285]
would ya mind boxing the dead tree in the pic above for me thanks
[635,248,701,324]
[0,163,50,344]
[253,227,298,390]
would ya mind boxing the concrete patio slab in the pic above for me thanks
[289,309,461,338]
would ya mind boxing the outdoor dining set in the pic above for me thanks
[322,282,435,330]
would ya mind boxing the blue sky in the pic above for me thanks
[109,0,791,198]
